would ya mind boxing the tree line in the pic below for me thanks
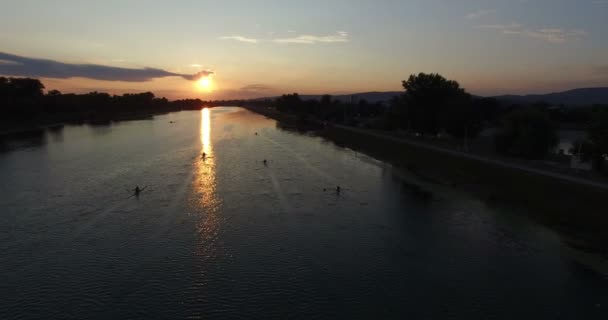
[268,73,608,172]
[0,77,242,126]
[3,75,606,172]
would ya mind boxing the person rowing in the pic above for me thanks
[127,185,147,199]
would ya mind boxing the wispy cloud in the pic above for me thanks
[0,59,20,65]
[524,28,586,43]
[219,35,258,43]
[219,31,349,45]
[0,52,212,82]
[273,31,349,44]
[240,84,273,92]
[477,23,522,31]
[477,24,586,43]
[465,9,496,19]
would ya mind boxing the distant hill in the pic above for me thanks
[252,92,402,104]
[492,88,608,106]
[307,92,402,104]
[251,87,608,106]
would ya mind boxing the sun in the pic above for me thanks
[197,76,213,92]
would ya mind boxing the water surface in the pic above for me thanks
[1,107,607,319]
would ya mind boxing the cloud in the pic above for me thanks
[0,52,212,82]
[240,84,273,92]
[477,23,522,30]
[273,31,349,44]
[219,35,258,43]
[465,9,496,19]
[217,85,277,100]
[218,31,349,45]
[477,24,585,43]
[524,28,586,43]
[181,71,214,81]
[0,59,20,65]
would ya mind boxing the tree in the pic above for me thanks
[400,73,479,137]
[6,78,45,97]
[0,77,45,120]
[275,93,303,113]
[494,110,558,159]
[588,110,608,157]
[387,94,407,130]
[472,97,501,124]
[573,109,608,171]
[320,94,332,106]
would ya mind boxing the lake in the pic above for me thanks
[1,107,607,319]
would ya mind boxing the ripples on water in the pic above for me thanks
[1,107,607,319]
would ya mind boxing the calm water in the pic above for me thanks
[1,107,607,319]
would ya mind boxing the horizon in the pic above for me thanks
[1,0,607,99]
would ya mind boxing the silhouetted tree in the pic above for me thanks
[472,97,501,124]
[320,94,332,106]
[47,89,62,96]
[386,95,407,130]
[0,77,46,120]
[275,93,303,113]
[494,110,558,159]
[0,77,216,128]
[400,73,478,137]
[572,109,608,171]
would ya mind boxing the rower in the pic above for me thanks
[336,185,341,195]
[134,185,141,196]
[263,159,267,166]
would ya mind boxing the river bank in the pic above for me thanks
[0,109,172,136]
[244,105,608,255]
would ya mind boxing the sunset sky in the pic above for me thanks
[1,0,607,99]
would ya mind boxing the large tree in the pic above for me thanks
[401,73,480,138]
[0,77,46,120]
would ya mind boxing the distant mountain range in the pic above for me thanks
[297,92,403,104]
[491,88,608,106]
[253,87,608,106]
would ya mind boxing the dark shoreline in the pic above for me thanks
[0,109,178,136]
[244,105,608,257]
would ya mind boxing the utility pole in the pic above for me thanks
[575,141,583,173]
[464,126,469,152]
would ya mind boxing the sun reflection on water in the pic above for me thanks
[193,108,220,258]
[201,108,211,155]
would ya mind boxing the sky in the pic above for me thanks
[1,0,607,99]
